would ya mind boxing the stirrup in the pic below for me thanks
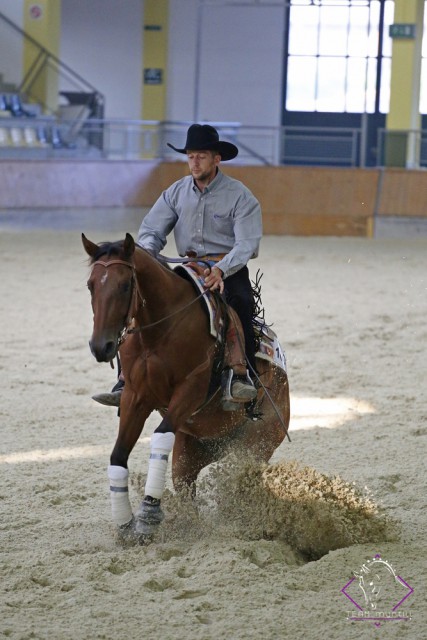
[221,369,256,411]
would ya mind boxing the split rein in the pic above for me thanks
[90,257,212,342]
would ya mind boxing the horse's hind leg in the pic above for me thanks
[172,431,222,496]
[238,417,288,463]
[237,367,290,462]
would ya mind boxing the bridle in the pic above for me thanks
[90,258,145,346]
[90,257,210,345]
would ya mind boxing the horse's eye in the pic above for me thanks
[87,281,94,294]
[120,281,131,294]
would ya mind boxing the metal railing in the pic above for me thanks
[281,126,361,167]
[1,115,427,168]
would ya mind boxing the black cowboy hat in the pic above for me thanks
[167,124,238,161]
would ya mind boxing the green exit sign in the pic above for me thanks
[389,23,416,39]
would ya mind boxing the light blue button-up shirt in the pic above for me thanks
[137,170,262,279]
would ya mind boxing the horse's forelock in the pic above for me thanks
[90,240,127,263]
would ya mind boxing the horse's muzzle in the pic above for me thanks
[89,338,118,363]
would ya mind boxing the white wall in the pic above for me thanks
[61,0,286,126]
[167,0,285,127]
[0,0,24,87]
[60,0,143,119]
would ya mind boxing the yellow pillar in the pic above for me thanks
[385,0,425,167]
[141,0,169,157]
[22,0,61,113]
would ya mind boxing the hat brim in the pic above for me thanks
[167,140,238,161]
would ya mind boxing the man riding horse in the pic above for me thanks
[93,123,262,409]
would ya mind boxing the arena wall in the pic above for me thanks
[1,160,426,236]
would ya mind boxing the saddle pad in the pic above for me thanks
[256,327,287,373]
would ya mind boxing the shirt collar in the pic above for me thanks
[192,169,223,193]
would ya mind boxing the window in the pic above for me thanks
[286,0,395,113]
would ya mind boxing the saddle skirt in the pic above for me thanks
[175,264,287,374]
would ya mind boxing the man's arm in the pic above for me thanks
[215,190,262,278]
[137,191,178,254]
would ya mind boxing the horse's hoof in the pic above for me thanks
[117,516,138,542]
[116,517,153,545]
[134,498,164,537]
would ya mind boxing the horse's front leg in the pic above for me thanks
[133,370,211,538]
[134,415,175,537]
[107,396,152,537]
[134,382,207,537]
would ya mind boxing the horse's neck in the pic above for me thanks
[133,250,189,321]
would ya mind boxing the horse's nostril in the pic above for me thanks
[89,339,117,362]
[104,341,116,359]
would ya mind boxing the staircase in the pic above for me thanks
[0,10,105,157]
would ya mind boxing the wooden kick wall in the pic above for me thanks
[1,160,427,236]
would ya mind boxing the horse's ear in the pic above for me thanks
[123,233,135,259]
[82,233,99,258]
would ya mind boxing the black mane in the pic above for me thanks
[89,240,125,263]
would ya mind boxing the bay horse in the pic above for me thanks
[82,232,290,542]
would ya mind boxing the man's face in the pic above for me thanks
[187,150,221,182]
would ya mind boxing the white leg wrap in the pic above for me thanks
[144,432,175,500]
[108,465,133,526]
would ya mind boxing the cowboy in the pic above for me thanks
[93,123,262,408]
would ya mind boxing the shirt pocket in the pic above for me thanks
[212,210,234,236]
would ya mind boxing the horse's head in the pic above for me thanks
[82,233,136,363]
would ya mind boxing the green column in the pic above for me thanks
[385,0,424,167]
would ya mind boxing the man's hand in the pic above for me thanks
[203,266,224,293]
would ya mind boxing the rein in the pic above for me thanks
[127,289,210,333]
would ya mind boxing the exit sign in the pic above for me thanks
[389,23,416,39]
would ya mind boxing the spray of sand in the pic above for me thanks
[131,456,398,560]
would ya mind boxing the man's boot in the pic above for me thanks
[221,313,257,411]
[92,378,124,407]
